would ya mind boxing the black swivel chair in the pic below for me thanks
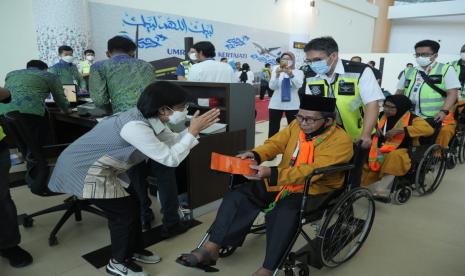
[1,111,106,246]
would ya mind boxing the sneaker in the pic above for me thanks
[0,246,33,268]
[106,258,149,276]
[132,249,161,264]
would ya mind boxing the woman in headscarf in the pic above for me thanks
[237,63,254,84]
[267,52,304,138]
[362,94,434,197]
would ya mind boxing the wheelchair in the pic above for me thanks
[445,102,465,168]
[196,144,376,275]
[388,118,447,205]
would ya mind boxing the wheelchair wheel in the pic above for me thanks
[415,144,446,195]
[319,187,375,267]
[218,245,237,258]
[446,139,458,170]
[393,186,412,205]
[459,135,465,164]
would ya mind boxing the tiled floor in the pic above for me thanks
[2,120,465,276]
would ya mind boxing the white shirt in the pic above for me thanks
[397,62,461,116]
[120,118,199,167]
[268,67,304,110]
[236,71,254,84]
[305,59,384,105]
[188,59,236,83]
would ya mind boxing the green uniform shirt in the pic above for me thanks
[89,54,156,113]
[49,59,87,90]
[0,68,69,116]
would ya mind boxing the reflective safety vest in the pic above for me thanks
[403,62,451,117]
[449,60,465,96]
[305,60,366,140]
[0,126,5,141]
[180,61,192,79]
[79,60,92,75]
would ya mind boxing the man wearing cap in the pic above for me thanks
[177,95,353,276]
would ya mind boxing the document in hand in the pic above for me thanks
[210,152,256,175]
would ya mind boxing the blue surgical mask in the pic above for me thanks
[310,60,330,75]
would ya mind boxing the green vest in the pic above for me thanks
[0,126,5,141]
[403,62,450,117]
[180,61,192,79]
[305,60,365,140]
[449,60,465,95]
[79,60,91,74]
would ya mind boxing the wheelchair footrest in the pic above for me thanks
[294,238,324,269]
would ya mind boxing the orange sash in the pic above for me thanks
[368,112,410,172]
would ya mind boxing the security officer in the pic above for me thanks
[303,36,384,148]
[396,39,460,149]
[448,44,465,99]
[175,48,197,80]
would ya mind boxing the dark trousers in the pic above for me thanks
[259,85,273,100]
[268,109,298,138]
[13,114,49,158]
[209,181,329,270]
[129,160,180,227]
[90,190,143,262]
[0,142,21,250]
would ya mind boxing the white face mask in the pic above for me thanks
[62,55,74,63]
[461,52,465,61]
[416,56,432,67]
[287,60,293,67]
[86,55,95,61]
[188,52,198,61]
[168,108,188,125]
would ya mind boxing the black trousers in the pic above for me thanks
[12,114,49,158]
[129,160,180,227]
[259,85,273,100]
[90,190,143,262]
[209,181,329,270]
[0,141,21,250]
[268,109,298,138]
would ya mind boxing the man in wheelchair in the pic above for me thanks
[177,95,353,275]
[362,95,434,198]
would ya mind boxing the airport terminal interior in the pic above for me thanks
[1,0,465,275]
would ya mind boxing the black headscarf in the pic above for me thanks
[239,63,250,83]
[384,95,412,131]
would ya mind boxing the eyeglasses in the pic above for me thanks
[414,53,434,58]
[295,114,325,124]
[304,58,328,66]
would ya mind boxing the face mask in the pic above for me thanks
[310,59,331,75]
[287,60,293,67]
[461,52,465,61]
[168,109,188,125]
[62,55,74,63]
[86,55,95,61]
[188,52,197,61]
[416,56,432,67]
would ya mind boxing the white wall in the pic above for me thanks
[0,0,38,86]
[389,15,465,55]
[340,53,460,94]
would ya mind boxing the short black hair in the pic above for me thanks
[137,81,188,118]
[220,57,227,62]
[351,56,362,62]
[406,63,413,67]
[192,41,215,58]
[414,40,440,54]
[265,63,271,68]
[26,60,48,70]
[368,60,376,66]
[108,36,137,53]
[58,45,73,54]
[84,49,95,55]
[304,36,339,56]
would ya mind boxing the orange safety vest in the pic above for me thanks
[263,124,336,212]
[368,112,411,172]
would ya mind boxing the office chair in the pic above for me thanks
[1,111,106,246]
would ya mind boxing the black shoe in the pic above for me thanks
[160,221,191,239]
[0,246,33,268]
[142,220,152,231]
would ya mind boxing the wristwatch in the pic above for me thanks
[440,109,449,115]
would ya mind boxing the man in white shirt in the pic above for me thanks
[303,36,385,148]
[396,39,460,148]
[188,41,235,83]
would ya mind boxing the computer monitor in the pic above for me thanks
[45,84,77,103]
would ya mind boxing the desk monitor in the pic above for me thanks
[45,84,77,103]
